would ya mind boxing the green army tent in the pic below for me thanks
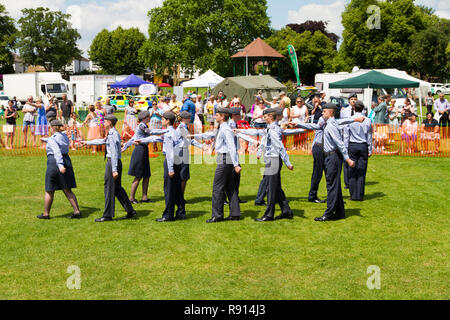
[212,75,287,109]
[329,70,419,89]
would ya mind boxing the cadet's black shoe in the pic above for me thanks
[239,199,248,204]
[275,213,294,220]
[37,214,50,220]
[224,216,240,221]
[156,217,174,222]
[254,216,274,222]
[254,202,267,206]
[224,201,229,205]
[125,211,137,219]
[130,199,139,205]
[175,215,187,220]
[140,199,154,203]
[308,198,326,203]
[206,217,224,223]
[95,217,112,222]
[314,216,334,222]
[68,213,81,219]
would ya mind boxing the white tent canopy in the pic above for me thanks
[181,69,225,88]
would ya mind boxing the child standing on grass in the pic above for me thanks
[37,120,81,220]
[81,115,136,222]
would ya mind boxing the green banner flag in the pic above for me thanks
[288,44,301,87]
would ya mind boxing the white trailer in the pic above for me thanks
[69,75,117,107]
[3,72,70,105]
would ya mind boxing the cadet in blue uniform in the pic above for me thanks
[206,107,241,222]
[254,108,294,221]
[81,115,136,222]
[238,107,302,206]
[177,111,204,202]
[293,115,362,203]
[122,110,167,204]
[314,104,355,222]
[136,112,186,221]
[37,120,81,220]
[341,93,357,189]
[343,100,372,201]
[227,107,259,204]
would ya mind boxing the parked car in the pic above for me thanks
[430,83,444,95]
[0,95,10,109]
[97,94,132,111]
[132,95,161,111]
[435,83,450,95]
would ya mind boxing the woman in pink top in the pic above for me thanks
[401,113,418,153]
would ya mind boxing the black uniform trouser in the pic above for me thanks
[255,175,268,204]
[323,152,345,219]
[227,164,241,202]
[163,159,185,219]
[348,142,369,201]
[263,157,292,218]
[343,162,349,187]
[104,159,134,218]
[308,143,324,201]
[212,154,240,219]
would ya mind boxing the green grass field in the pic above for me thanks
[0,154,448,300]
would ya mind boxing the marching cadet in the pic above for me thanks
[177,111,204,202]
[227,107,259,204]
[314,104,355,222]
[135,112,185,221]
[343,100,373,201]
[122,110,167,204]
[238,107,302,206]
[37,119,81,220]
[81,115,137,222]
[292,113,364,203]
[196,107,242,222]
[253,108,294,221]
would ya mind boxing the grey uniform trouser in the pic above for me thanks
[104,159,134,218]
[212,153,241,219]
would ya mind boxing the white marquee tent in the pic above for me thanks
[181,69,225,88]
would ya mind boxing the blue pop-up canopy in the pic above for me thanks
[110,74,153,88]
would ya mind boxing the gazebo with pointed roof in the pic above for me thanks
[231,37,284,77]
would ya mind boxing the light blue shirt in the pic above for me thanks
[294,117,356,147]
[176,122,203,161]
[258,122,292,167]
[43,132,70,169]
[340,105,353,119]
[139,126,180,172]
[122,122,168,152]
[87,127,122,172]
[343,112,373,154]
[323,117,349,160]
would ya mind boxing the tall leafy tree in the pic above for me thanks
[139,0,271,78]
[89,27,146,74]
[16,7,81,71]
[409,18,450,80]
[0,4,17,73]
[266,27,337,84]
[340,0,427,71]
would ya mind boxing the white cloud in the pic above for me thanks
[67,0,163,54]
[287,0,346,37]
[2,0,65,18]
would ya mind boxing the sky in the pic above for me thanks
[2,0,449,56]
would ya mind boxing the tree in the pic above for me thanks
[139,0,271,78]
[340,0,427,71]
[89,27,146,74]
[409,18,450,80]
[265,27,337,84]
[287,21,339,48]
[16,7,81,72]
[0,4,17,73]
